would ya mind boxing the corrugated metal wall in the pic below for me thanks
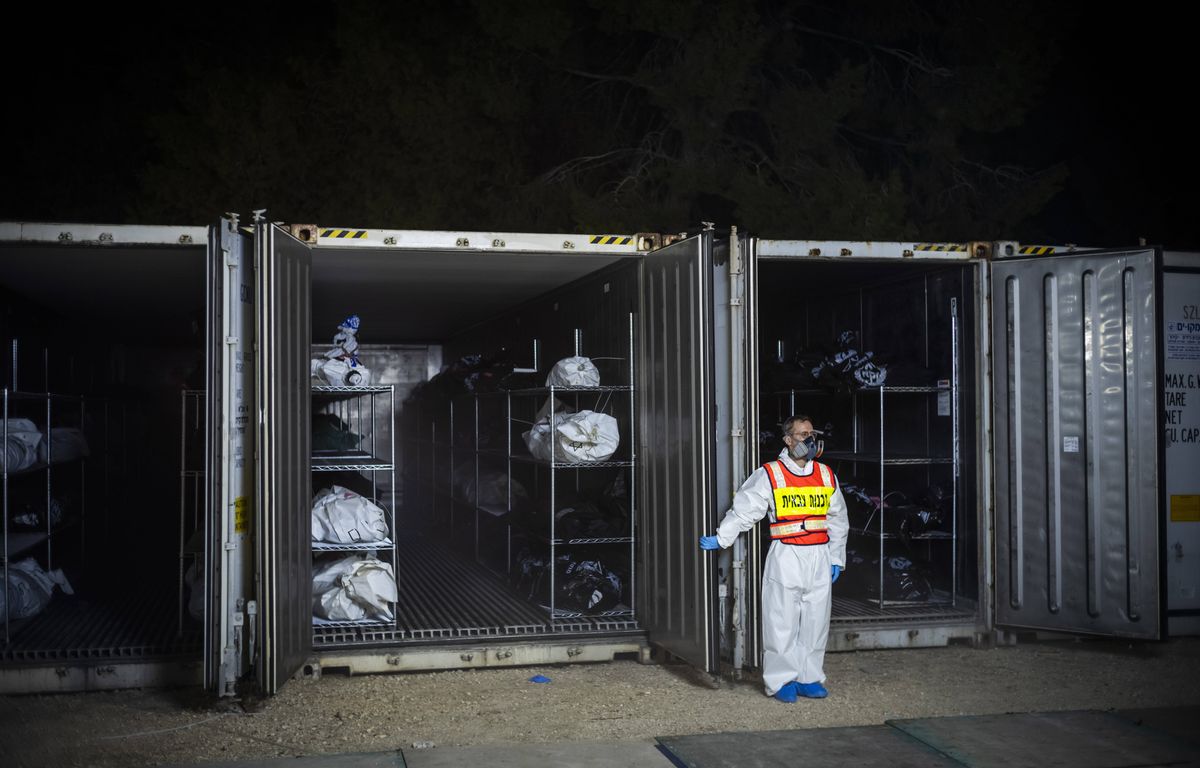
[993,250,1160,638]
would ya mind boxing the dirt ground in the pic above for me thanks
[2,637,1199,768]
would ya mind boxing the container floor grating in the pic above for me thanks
[313,535,640,647]
[832,595,975,625]
[1,580,201,664]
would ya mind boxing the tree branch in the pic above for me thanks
[790,24,952,78]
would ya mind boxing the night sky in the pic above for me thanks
[3,2,1195,249]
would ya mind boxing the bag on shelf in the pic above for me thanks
[523,409,619,463]
[37,427,90,464]
[453,462,531,513]
[0,557,74,620]
[843,546,934,603]
[522,407,574,462]
[546,356,601,388]
[311,413,363,452]
[312,357,372,387]
[312,555,398,621]
[12,497,65,528]
[311,485,390,544]
[843,485,946,542]
[555,501,623,538]
[514,550,625,614]
[809,330,888,390]
[554,474,631,538]
[555,410,620,463]
[3,419,43,472]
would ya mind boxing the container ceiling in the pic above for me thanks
[312,245,626,343]
[0,242,627,344]
[0,243,207,342]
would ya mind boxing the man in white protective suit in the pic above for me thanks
[699,414,848,702]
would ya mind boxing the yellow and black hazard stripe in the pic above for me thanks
[915,243,969,252]
[1017,245,1055,255]
[321,229,368,239]
[589,235,634,246]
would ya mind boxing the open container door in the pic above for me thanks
[992,248,1162,639]
[253,223,312,694]
[204,218,256,695]
[638,233,721,674]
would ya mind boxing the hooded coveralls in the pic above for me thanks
[715,449,848,695]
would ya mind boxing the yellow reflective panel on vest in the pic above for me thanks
[773,486,833,519]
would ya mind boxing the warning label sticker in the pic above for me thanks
[1167,319,1200,361]
[1171,495,1200,522]
[235,497,250,534]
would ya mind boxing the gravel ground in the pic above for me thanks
[2,637,1199,767]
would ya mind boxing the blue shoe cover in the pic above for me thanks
[796,682,828,698]
[773,681,798,703]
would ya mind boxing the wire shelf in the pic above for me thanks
[507,454,633,469]
[312,616,396,629]
[313,385,394,394]
[501,385,634,396]
[312,456,394,472]
[313,538,395,552]
[821,451,952,466]
[551,608,635,619]
[848,528,954,541]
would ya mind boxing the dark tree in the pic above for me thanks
[15,2,1180,244]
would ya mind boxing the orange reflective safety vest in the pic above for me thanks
[763,459,836,545]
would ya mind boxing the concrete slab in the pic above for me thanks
[889,710,1200,768]
[656,725,959,768]
[399,740,672,768]
[1114,705,1200,748]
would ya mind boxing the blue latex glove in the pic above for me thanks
[831,565,842,583]
[699,535,720,551]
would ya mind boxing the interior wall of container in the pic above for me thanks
[309,246,643,646]
[755,258,979,619]
[0,242,207,664]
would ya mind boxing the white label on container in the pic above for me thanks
[1166,273,1200,610]
[1167,318,1200,360]
[937,391,950,417]
[1063,436,1080,453]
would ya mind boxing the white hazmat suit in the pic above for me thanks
[714,448,848,695]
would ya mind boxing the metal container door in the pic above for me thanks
[638,233,720,673]
[992,248,1162,638]
[254,223,313,694]
[204,218,255,695]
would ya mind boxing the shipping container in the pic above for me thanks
[1,220,1196,696]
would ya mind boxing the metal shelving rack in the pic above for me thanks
[2,389,89,644]
[478,318,638,625]
[178,389,204,636]
[310,384,397,630]
[774,299,961,611]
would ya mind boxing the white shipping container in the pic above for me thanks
[1,220,1195,697]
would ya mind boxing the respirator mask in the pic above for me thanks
[789,435,817,461]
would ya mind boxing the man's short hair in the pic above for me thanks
[781,414,812,437]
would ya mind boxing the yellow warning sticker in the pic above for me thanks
[1018,246,1056,255]
[235,497,251,534]
[589,235,633,246]
[915,243,968,252]
[320,229,368,239]
[1171,495,1200,522]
